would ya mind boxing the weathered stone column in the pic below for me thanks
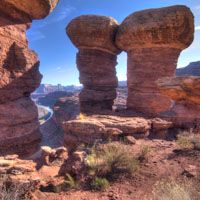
[116,5,194,116]
[0,0,59,155]
[66,15,121,112]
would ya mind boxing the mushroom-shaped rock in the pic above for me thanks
[1,0,59,19]
[116,5,194,116]
[66,15,121,112]
[157,76,200,127]
[0,0,59,155]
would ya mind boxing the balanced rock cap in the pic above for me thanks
[66,15,121,54]
[116,5,194,51]
[3,0,59,19]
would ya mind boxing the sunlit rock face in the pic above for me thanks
[66,15,121,112]
[116,5,194,116]
[158,76,200,127]
[0,0,59,156]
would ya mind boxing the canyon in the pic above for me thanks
[0,2,200,200]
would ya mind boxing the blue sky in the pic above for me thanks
[27,0,200,85]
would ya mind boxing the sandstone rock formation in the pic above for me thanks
[66,15,121,112]
[116,5,194,116]
[62,113,173,150]
[0,0,59,155]
[158,76,200,127]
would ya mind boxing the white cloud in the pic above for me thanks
[56,67,61,70]
[195,26,200,31]
[27,30,45,41]
[53,6,76,22]
[195,5,200,10]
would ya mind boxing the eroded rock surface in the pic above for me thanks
[116,5,194,116]
[66,15,121,112]
[62,113,173,150]
[0,0,59,155]
[158,76,200,127]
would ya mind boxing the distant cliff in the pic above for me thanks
[34,84,82,94]
[176,61,200,76]
[38,91,74,108]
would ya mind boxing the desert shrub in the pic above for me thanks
[138,145,151,162]
[177,133,193,149]
[152,179,200,200]
[85,143,139,178]
[177,132,200,150]
[64,173,77,189]
[90,177,109,191]
[41,174,77,193]
[0,175,36,200]
[192,135,200,150]
[79,113,87,120]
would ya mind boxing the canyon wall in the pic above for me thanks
[0,0,59,155]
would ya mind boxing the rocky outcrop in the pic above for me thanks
[66,15,121,112]
[62,114,174,150]
[38,91,74,108]
[158,76,200,105]
[176,61,200,76]
[158,76,200,127]
[116,5,194,116]
[0,0,59,155]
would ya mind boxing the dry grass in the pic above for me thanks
[85,142,139,178]
[177,131,200,150]
[0,175,36,200]
[138,145,151,162]
[79,113,87,120]
[152,179,200,200]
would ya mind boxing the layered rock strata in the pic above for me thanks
[63,114,172,150]
[0,0,59,155]
[66,15,121,112]
[158,76,200,127]
[116,5,194,116]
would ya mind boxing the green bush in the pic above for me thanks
[85,143,139,178]
[41,174,77,193]
[90,177,109,191]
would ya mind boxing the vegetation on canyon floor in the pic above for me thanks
[177,131,200,151]
[152,179,200,200]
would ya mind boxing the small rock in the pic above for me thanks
[4,154,19,160]
[55,147,68,159]
[73,151,87,162]
[181,165,197,178]
[124,136,136,145]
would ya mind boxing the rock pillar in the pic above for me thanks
[66,15,121,112]
[0,0,59,155]
[116,5,194,116]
